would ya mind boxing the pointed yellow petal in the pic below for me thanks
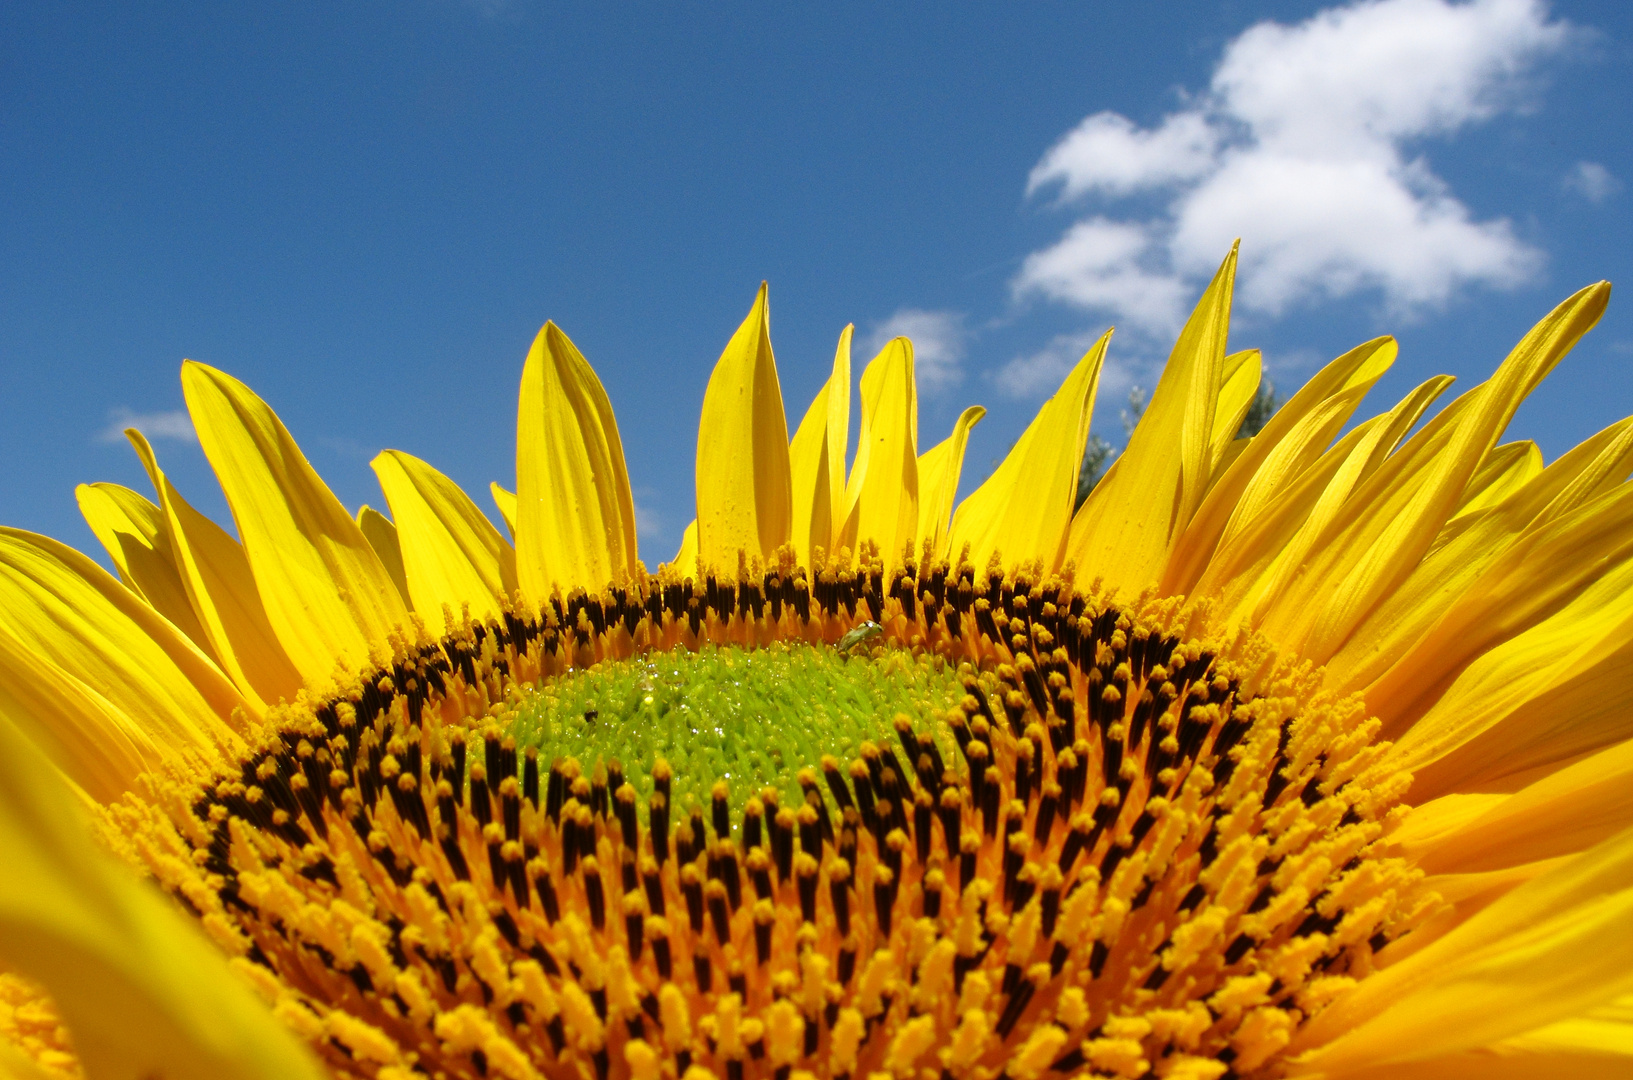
[915,406,986,561]
[1329,417,1633,701]
[1259,283,1610,664]
[356,505,410,607]
[848,338,920,568]
[515,322,638,599]
[0,528,247,767]
[1162,337,1396,596]
[1408,737,1633,875]
[181,362,407,682]
[1387,518,1633,797]
[1209,348,1262,469]
[672,520,699,577]
[696,285,792,571]
[1451,439,1544,521]
[1068,245,1237,593]
[372,450,517,635]
[1293,826,1633,1074]
[953,334,1108,573]
[75,482,215,658]
[1497,997,1633,1067]
[0,622,167,802]
[489,483,517,540]
[0,704,325,1080]
[788,327,852,567]
[1205,375,1456,627]
[125,430,304,711]
[1384,483,1633,797]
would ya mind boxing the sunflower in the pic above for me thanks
[1,245,1630,1080]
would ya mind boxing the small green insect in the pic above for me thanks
[837,621,884,655]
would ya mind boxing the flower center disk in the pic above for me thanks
[511,643,965,817]
[122,563,1420,1080]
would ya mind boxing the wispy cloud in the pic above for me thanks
[1563,161,1621,202]
[98,407,196,444]
[1013,0,1576,348]
[863,309,967,393]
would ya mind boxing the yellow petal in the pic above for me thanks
[1204,375,1456,627]
[1307,1000,1633,1080]
[915,406,986,561]
[1362,470,1633,737]
[356,505,411,607]
[1161,337,1395,596]
[1209,348,1262,469]
[1407,737,1633,875]
[75,482,215,658]
[788,326,852,567]
[847,338,920,568]
[372,450,517,635]
[1497,995,1633,1066]
[1068,245,1237,593]
[0,703,325,1080]
[0,528,248,760]
[1292,826,1633,1074]
[126,430,303,711]
[489,483,517,540]
[0,622,166,803]
[951,332,1108,573]
[1387,527,1633,797]
[672,520,699,578]
[1450,439,1543,521]
[515,322,638,599]
[1329,417,1633,702]
[181,362,408,683]
[1258,282,1610,664]
[695,284,792,571]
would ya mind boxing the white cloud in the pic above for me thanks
[863,309,967,393]
[1027,112,1218,200]
[99,407,196,444]
[989,330,1152,405]
[1563,161,1621,202]
[1014,219,1192,336]
[1015,0,1575,342]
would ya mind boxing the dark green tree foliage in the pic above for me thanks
[1237,380,1280,439]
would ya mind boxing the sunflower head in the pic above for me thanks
[2,251,1630,1080]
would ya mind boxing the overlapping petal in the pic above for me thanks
[125,430,304,712]
[788,327,852,567]
[0,528,247,774]
[355,505,411,606]
[75,481,216,660]
[915,405,985,561]
[515,322,638,600]
[950,332,1106,573]
[181,362,408,684]
[846,338,920,569]
[1257,284,1610,665]
[1067,249,1237,597]
[372,450,517,635]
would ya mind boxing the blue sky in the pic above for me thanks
[3,0,1630,566]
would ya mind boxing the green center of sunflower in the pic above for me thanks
[507,643,965,819]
